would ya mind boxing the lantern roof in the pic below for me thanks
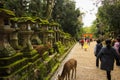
[39,19,49,25]
[0,8,15,18]
[34,17,42,22]
[49,22,60,26]
[14,17,35,24]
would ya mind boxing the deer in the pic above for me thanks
[58,58,77,80]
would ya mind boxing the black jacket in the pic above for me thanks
[97,46,119,71]
[94,43,103,56]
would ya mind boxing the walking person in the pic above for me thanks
[80,39,84,49]
[94,39,103,56]
[87,38,90,45]
[94,39,103,66]
[113,36,120,66]
[96,39,119,80]
[83,39,89,51]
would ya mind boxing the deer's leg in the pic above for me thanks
[71,69,74,79]
[68,72,70,80]
[75,67,76,79]
[66,74,67,80]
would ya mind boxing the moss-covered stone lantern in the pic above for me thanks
[50,22,60,43]
[18,17,34,51]
[49,22,59,45]
[64,33,71,47]
[0,8,16,57]
[40,19,50,44]
[59,31,65,44]
[46,27,54,46]
[31,17,42,45]
[9,17,21,50]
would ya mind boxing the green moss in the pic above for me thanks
[49,22,60,26]
[19,72,29,80]
[30,49,37,54]
[42,51,49,60]
[30,54,40,62]
[0,58,27,68]
[0,53,23,66]
[23,49,37,57]
[0,46,16,57]
[34,17,42,23]
[0,60,31,78]
[45,57,51,62]
[32,57,42,66]
[14,17,35,23]
[38,63,47,79]
[45,63,60,80]
[64,33,71,39]
[47,30,54,33]
[0,8,15,16]
[40,19,49,25]
[12,63,32,78]
[50,63,59,74]
[0,53,22,60]
[54,41,66,54]
[10,17,19,22]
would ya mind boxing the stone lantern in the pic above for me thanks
[40,19,50,44]
[31,18,42,45]
[49,22,60,44]
[18,17,34,51]
[9,17,20,50]
[52,22,60,43]
[0,8,16,57]
[60,31,65,44]
[64,33,71,47]
[47,26,54,46]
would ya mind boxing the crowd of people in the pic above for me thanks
[94,35,120,80]
[78,35,120,80]
[79,38,92,51]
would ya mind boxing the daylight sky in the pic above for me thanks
[75,0,101,27]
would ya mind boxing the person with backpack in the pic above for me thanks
[113,36,120,66]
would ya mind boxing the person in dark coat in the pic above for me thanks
[94,39,103,67]
[96,39,119,80]
[94,39,103,56]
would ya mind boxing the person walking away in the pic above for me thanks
[113,36,120,66]
[96,39,119,80]
[94,39,103,56]
[87,38,90,45]
[83,39,89,51]
[94,39,103,66]
[80,39,84,49]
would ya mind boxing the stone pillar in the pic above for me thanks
[19,31,33,51]
[9,27,20,50]
[0,15,16,57]
[31,32,41,45]
[0,29,16,57]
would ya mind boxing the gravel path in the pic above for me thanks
[51,41,120,80]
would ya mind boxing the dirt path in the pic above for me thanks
[51,41,120,80]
